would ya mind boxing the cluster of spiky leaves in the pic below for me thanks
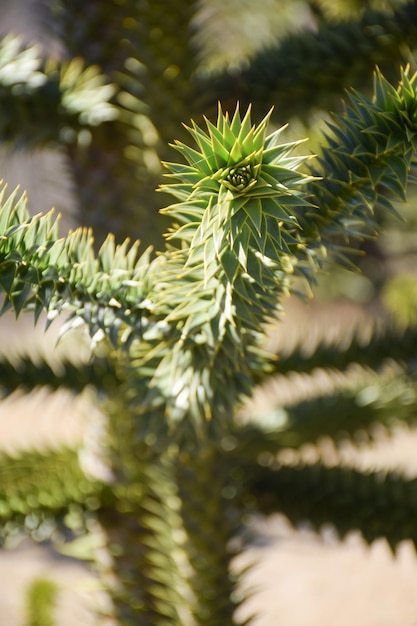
[0,3,416,624]
[119,106,317,440]
[295,68,417,270]
[161,106,315,334]
[0,69,417,435]
[0,184,152,344]
[0,103,318,625]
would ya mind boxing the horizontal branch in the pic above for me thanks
[245,461,417,551]
[0,184,152,344]
[0,447,111,542]
[0,35,117,148]
[262,322,417,378]
[234,372,417,455]
[299,68,417,263]
[0,352,117,396]
[205,0,417,121]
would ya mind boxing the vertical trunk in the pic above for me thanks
[176,442,244,626]
[96,457,184,625]
[94,393,186,626]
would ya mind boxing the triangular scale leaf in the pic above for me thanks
[0,263,16,294]
[221,248,239,283]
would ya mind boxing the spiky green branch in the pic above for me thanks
[0,353,117,396]
[0,35,117,147]
[261,321,417,379]
[1,69,417,623]
[298,68,417,270]
[0,448,107,542]
[1,70,417,434]
[0,185,151,344]
[245,462,417,551]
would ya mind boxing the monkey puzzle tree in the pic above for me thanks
[0,1,417,624]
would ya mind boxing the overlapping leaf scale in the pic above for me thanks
[175,444,243,626]
[95,440,185,626]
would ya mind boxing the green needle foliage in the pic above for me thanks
[0,352,117,396]
[0,64,416,623]
[0,447,107,544]
[0,35,117,147]
[246,463,417,552]
[263,322,417,377]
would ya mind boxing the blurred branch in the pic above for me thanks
[204,0,417,120]
[0,447,110,542]
[234,372,416,460]
[245,461,417,551]
[0,352,117,397]
[0,35,117,147]
[261,322,417,379]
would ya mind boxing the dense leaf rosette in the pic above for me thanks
[160,106,315,289]
[135,107,317,432]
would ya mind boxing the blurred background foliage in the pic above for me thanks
[23,577,58,626]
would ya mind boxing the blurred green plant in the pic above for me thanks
[23,577,58,626]
[383,273,417,325]
[0,1,416,625]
